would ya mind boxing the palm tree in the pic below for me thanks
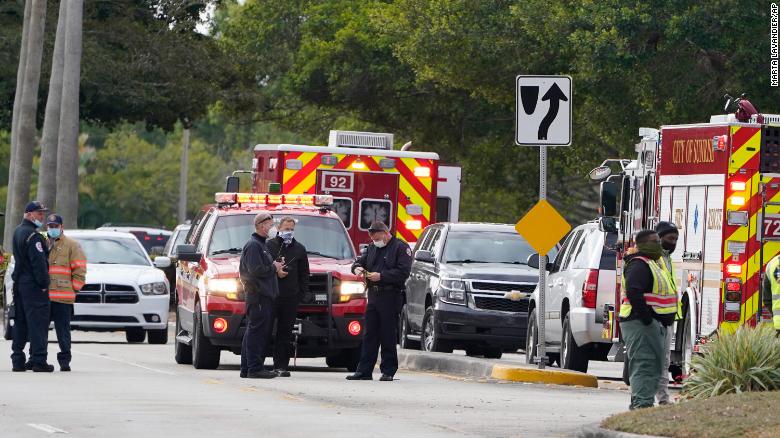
[37,0,68,210]
[55,0,84,228]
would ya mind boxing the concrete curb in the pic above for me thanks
[397,350,598,388]
[576,425,666,438]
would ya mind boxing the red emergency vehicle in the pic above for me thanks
[252,130,461,249]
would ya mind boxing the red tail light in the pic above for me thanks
[582,269,599,309]
[724,311,741,322]
[348,321,362,336]
[213,317,228,334]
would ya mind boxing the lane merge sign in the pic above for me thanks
[515,75,572,146]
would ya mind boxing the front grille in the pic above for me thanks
[471,282,535,293]
[474,296,529,313]
[105,294,139,304]
[72,315,139,323]
[76,294,101,304]
[80,284,101,292]
[74,284,139,304]
[302,273,329,306]
[105,284,135,292]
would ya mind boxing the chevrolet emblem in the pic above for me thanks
[504,290,527,302]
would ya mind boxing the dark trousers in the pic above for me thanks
[356,291,400,376]
[273,295,298,370]
[50,302,73,366]
[11,285,50,367]
[241,295,274,374]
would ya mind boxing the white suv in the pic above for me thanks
[525,221,617,372]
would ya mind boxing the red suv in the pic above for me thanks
[174,193,367,370]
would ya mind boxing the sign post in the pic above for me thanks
[514,75,572,370]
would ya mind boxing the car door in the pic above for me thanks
[178,210,214,332]
[544,229,583,343]
[408,226,441,331]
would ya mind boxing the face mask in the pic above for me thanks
[279,231,294,244]
[661,241,676,254]
[32,219,43,228]
[373,239,386,248]
[637,242,664,260]
[47,228,62,239]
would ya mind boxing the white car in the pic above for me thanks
[3,230,171,344]
[525,221,617,372]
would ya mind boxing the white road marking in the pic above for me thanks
[27,423,68,434]
[73,350,177,376]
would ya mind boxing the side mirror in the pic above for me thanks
[599,181,619,217]
[154,256,172,269]
[598,217,618,233]
[414,250,435,263]
[226,176,240,193]
[527,253,553,271]
[177,244,202,262]
[359,244,368,256]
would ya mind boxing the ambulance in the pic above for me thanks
[252,130,461,249]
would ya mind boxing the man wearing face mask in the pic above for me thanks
[10,201,54,372]
[619,230,678,409]
[654,221,680,404]
[239,212,284,379]
[45,214,86,372]
[266,216,310,377]
[346,221,412,381]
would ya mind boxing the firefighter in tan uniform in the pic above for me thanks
[46,214,86,371]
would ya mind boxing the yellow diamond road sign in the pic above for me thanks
[515,200,571,256]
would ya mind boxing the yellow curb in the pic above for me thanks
[490,365,598,388]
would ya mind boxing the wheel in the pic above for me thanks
[125,327,146,343]
[148,328,168,344]
[325,354,343,369]
[192,302,220,369]
[3,303,13,341]
[483,347,502,359]
[344,348,361,372]
[421,307,453,353]
[560,313,589,373]
[465,346,482,357]
[174,306,192,364]
[525,309,538,364]
[398,305,420,349]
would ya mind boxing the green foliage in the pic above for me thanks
[682,325,780,400]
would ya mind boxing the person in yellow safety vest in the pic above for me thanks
[763,254,780,335]
[45,214,86,372]
[654,221,680,405]
[619,230,678,410]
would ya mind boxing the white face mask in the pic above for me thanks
[373,239,386,248]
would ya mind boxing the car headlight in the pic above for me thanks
[207,278,240,294]
[438,278,466,305]
[340,281,365,295]
[140,282,168,295]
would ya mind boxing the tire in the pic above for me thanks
[3,303,13,341]
[174,306,192,364]
[421,306,453,353]
[525,309,538,364]
[560,313,589,373]
[325,354,343,369]
[398,305,420,349]
[483,347,502,359]
[192,302,220,369]
[148,328,168,344]
[126,327,146,343]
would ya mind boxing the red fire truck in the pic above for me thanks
[252,130,461,249]
[592,105,780,377]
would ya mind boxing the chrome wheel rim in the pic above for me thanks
[526,318,536,363]
[423,313,435,351]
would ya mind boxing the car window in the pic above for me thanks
[561,230,585,271]
[413,228,432,252]
[441,231,535,264]
[197,213,219,254]
[187,210,209,245]
[421,229,440,252]
[75,237,151,266]
[165,227,190,256]
[551,232,575,272]
[207,215,253,256]
[429,228,445,257]
[569,228,596,270]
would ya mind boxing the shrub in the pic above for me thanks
[682,325,780,400]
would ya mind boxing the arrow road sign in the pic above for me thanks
[515,75,572,146]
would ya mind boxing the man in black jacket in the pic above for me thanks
[239,212,283,379]
[346,221,412,381]
[266,216,310,377]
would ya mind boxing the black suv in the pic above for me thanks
[401,223,552,359]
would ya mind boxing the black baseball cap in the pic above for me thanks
[655,221,678,238]
[368,221,389,233]
[46,214,63,225]
[24,201,48,213]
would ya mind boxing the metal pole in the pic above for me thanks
[537,145,547,369]
[178,127,190,224]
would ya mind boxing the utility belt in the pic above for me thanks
[367,284,400,294]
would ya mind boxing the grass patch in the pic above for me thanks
[602,391,780,437]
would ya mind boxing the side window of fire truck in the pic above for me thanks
[193,211,216,253]
[436,197,451,222]
[332,197,353,229]
[359,199,393,230]
[185,210,207,244]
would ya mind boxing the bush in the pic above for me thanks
[682,325,780,400]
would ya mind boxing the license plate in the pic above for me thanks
[315,294,327,302]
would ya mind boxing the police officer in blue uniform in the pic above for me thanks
[11,201,54,372]
[346,221,412,381]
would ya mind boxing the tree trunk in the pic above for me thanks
[178,124,191,224]
[55,0,84,228]
[3,0,33,248]
[7,0,46,243]
[37,0,68,210]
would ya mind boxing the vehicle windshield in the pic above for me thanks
[442,231,553,264]
[208,213,355,259]
[75,237,151,266]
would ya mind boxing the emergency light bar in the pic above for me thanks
[215,192,333,207]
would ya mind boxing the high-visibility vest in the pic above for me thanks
[658,253,683,320]
[619,256,678,318]
[765,255,780,330]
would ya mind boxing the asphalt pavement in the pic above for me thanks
[0,325,631,438]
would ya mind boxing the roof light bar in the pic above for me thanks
[215,192,333,207]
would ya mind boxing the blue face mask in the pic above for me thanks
[48,228,62,239]
[279,231,294,244]
[32,219,43,228]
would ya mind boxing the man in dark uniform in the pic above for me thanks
[11,201,54,373]
[346,221,412,381]
[266,216,310,377]
[239,212,283,379]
